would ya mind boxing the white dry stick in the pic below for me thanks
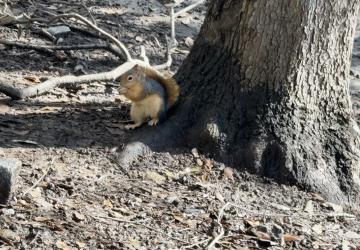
[140,45,150,65]
[50,13,132,61]
[174,0,205,17]
[22,157,56,196]
[207,202,231,250]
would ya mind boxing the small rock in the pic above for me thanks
[166,196,180,206]
[1,208,15,216]
[304,200,314,214]
[135,36,143,42]
[270,203,291,211]
[0,158,21,204]
[47,25,71,36]
[215,192,224,203]
[311,224,323,235]
[311,193,325,203]
[191,148,199,158]
[344,231,360,239]
[0,229,20,242]
[196,159,203,166]
[184,37,194,47]
[223,167,234,181]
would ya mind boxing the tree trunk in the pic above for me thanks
[177,0,360,204]
[123,0,360,205]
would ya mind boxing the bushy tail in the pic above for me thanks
[142,66,180,108]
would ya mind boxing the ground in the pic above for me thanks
[0,0,360,249]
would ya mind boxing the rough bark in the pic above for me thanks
[122,0,360,205]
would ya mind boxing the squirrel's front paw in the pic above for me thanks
[148,119,159,126]
[125,123,141,130]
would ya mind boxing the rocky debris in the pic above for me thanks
[0,157,21,204]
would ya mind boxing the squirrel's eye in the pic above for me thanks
[127,76,133,81]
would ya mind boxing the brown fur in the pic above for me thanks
[124,94,164,129]
[119,64,179,129]
[139,66,179,107]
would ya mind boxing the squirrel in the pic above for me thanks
[118,64,180,129]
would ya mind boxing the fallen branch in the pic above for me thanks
[0,61,140,100]
[22,157,56,196]
[207,202,230,250]
[0,39,124,58]
[0,12,175,100]
[174,0,205,17]
[50,13,132,61]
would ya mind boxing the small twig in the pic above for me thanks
[22,157,56,196]
[140,46,150,65]
[181,238,211,249]
[50,13,131,61]
[0,234,14,247]
[168,5,178,48]
[207,202,230,249]
[174,0,205,17]
[93,215,189,244]
[29,230,40,245]
[81,0,97,25]
[153,36,173,70]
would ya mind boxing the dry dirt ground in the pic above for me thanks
[0,1,360,249]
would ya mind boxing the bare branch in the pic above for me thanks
[81,0,97,25]
[153,36,173,70]
[207,202,230,250]
[174,0,205,17]
[0,61,138,100]
[50,13,132,61]
[140,45,150,65]
[0,39,124,58]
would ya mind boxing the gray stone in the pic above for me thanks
[0,158,21,204]
[46,25,71,36]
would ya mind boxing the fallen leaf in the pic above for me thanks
[28,187,42,198]
[304,200,314,214]
[312,224,323,235]
[215,192,225,203]
[311,193,325,203]
[36,106,61,113]
[282,234,301,242]
[56,240,70,250]
[0,104,10,113]
[103,199,113,209]
[34,216,52,222]
[204,159,213,170]
[76,241,86,248]
[223,167,234,180]
[72,211,86,222]
[251,228,271,241]
[146,171,166,184]
[24,75,40,83]
[0,229,20,242]
[244,219,260,227]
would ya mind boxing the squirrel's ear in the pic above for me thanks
[133,64,139,70]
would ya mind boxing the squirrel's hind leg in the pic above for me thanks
[146,94,165,126]
[125,103,145,130]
